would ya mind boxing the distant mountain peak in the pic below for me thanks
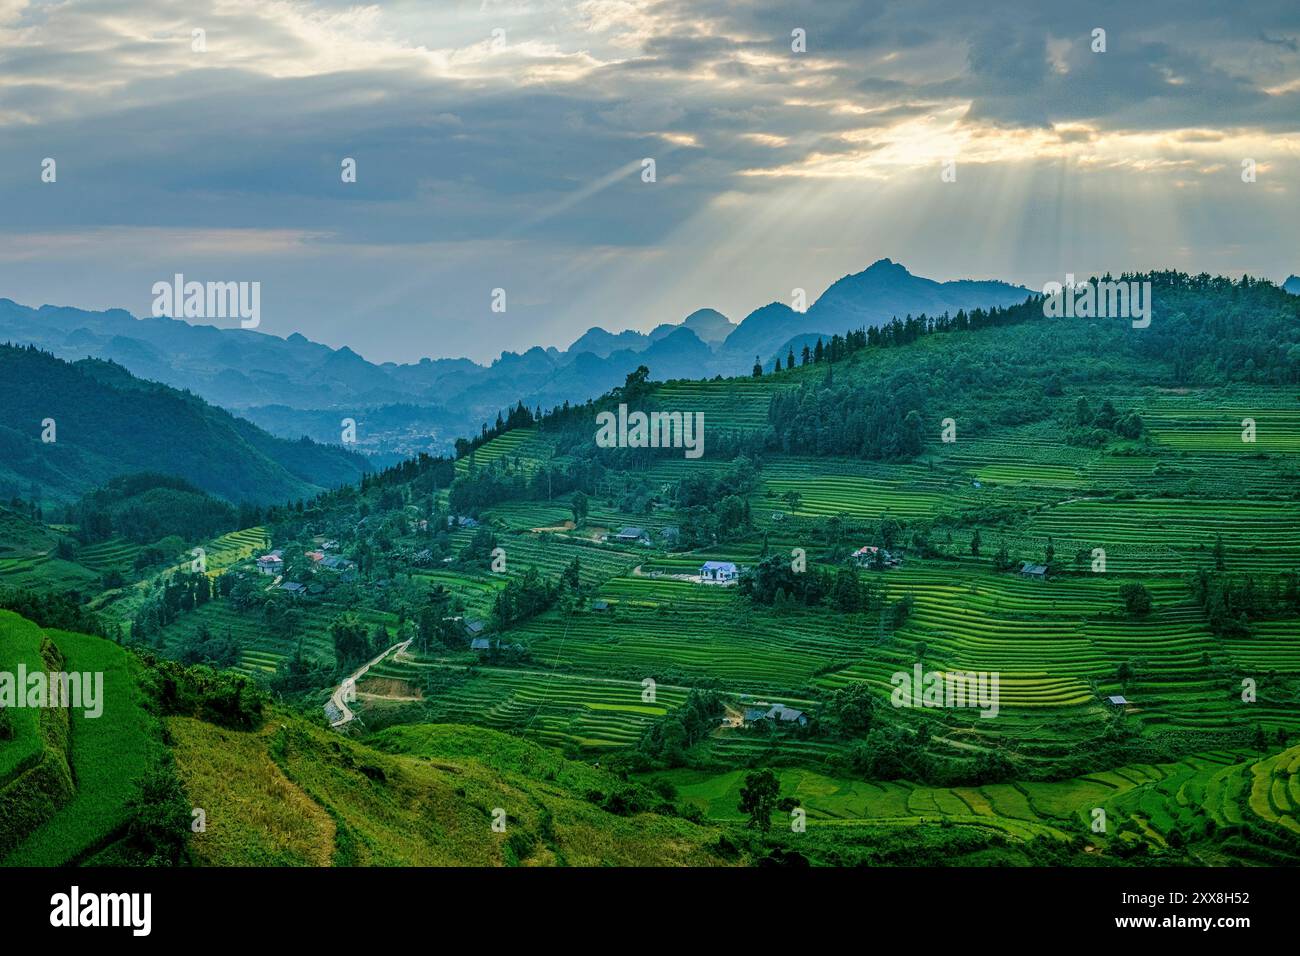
[680,308,734,343]
[720,259,1030,361]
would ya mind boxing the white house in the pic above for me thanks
[700,561,738,584]
[256,552,283,575]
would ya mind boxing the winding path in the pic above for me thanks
[327,639,412,728]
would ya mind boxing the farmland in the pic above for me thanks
[2,271,1297,867]
[0,615,159,866]
[657,745,1300,864]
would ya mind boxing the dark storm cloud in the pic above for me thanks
[652,0,1300,133]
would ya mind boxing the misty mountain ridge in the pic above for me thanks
[0,260,1034,455]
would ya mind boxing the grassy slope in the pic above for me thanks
[0,613,74,856]
[2,628,156,866]
[170,711,733,866]
[168,716,336,866]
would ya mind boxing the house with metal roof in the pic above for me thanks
[742,703,809,728]
[700,560,738,583]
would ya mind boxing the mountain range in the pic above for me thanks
[0,345,369,505]
[1,260,1041,457]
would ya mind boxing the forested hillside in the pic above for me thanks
[0,345,369,505]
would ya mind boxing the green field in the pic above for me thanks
[0,616,158,866]
[655,745,1300,863]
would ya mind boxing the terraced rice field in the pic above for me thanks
[762,472,951,521]
[456,544,1300,752]
[76,538,142,574]
[648,377,788,432]
[658,746,1300,860]
[198,527,271,575]
[155,599,399,675]
[1143,397,1300,454]
[455,428,557,477]
[485,532,641,585]
[509,576,872,692]
[0,551,98,590]
[1018,498,1300,574]
[363,660,691,750]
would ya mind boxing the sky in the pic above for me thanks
[0,0,1297,364]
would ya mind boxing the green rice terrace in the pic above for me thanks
[1,273,1298,865]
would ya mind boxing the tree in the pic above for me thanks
[561,555,582,592]
[970,528,981,557]
[752,356,763,377]
[330,613,370,668]
[828,682,876,735]
[993,543,1012,572]
[787,347,796,369]
[901,409,925,457]
[1119,583,1153,617]
[1116,410,1144,438]
[1044,536,1055,566]
[738,769,780,832]
[618,365,652,403]
[1213,534,1225,571]
[832,565,862,612]
[1075,396,1092,426]
[1094,400,1119,430]
[570,490,589,526]
[122,756,192,865]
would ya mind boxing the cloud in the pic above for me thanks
[0,0,1295,362]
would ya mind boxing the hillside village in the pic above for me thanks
[2,272,1299,869]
